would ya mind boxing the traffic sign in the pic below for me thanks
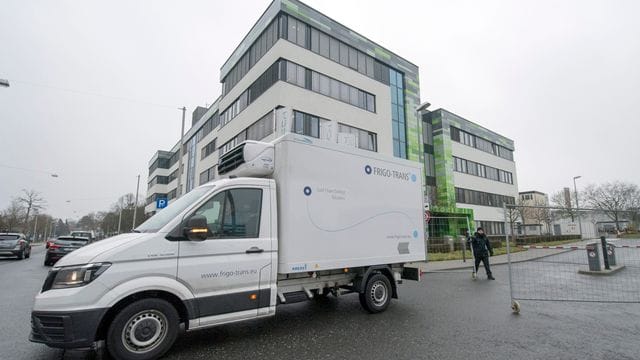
[156,198,168,209]
[424,210,431,223]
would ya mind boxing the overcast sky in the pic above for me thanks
[1,0,639,220]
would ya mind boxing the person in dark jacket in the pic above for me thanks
[468,227,495,280]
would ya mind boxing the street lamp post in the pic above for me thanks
[132,174,140,230]
[117,208,122,234]
[176,107,186,198]
[573,176,583,239]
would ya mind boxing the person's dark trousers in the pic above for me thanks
[474,255,492,276]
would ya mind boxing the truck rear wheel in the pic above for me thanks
[107,298,179,360]
[359,273,392,313]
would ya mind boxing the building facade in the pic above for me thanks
[146,0,422,215]
[518,190,550,235]
[145,0,520,238]
[422,109,519,236]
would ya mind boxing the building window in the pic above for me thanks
[283,15,391,86]
[390,68,406,158]
[450,126,514,161]
[247,111,275,141]
[337,123,377,152]
[424,153,435,177]
[201,138,217,160]
[283,60,375,113]
[222,15,280,96]
[455,187,515,208]
[219,111,275,156]
[292,110,321,138]
[199,165,217,185]
[477,221,505,235]
[220,61,281,128]
[453,156,514,184]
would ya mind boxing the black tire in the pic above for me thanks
[17,250,25,260]
[359,273,392,314]
[107,298,179,360]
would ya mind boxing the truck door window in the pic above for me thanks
[194,188,262,239]
[222,189,262,238]
[194,192,224,237]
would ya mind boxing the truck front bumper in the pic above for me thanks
[30,308,107,349]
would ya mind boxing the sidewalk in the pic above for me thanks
[411,238,603,273]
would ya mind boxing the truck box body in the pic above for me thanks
[271,134,426,274]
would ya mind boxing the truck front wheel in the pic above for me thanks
[106,298,179,360]
[359,273,392,313]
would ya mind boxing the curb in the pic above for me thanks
[421,248,574,273]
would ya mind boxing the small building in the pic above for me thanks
[518,190,550,235]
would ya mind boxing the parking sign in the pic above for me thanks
[156,198,168,209]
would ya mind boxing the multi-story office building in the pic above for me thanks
[421,108,519,235]
[146,0,421,215]
[145,0,520,239]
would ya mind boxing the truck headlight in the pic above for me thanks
[50,263,111,289]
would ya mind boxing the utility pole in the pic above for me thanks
[132,174,140,230]
[32,213,39,242]
[176,107,186,198]
[117,208,123,234]
[573,176,583,239]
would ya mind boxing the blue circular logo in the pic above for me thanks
[411,174,417,182]
[413,230,418,238]
[303,186,312,196]
[365,165,372,175]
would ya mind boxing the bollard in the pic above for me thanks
[460,236,467,262]
[600,236,611,270]
[586,243,600,271]
[606,243,617,266]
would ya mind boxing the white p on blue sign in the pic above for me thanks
[156,198,168,209]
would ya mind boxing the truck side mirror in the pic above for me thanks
[184,215,209,241]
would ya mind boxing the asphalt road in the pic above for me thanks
[1,247,639,360]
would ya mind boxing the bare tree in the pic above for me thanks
[550,190,577,221]
[506,206,520,237]
[2,199,26,232]
[17,189,46,232]
[529,199,551,235]
[582,181,640,231]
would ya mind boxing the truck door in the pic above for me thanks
[177,186,272,327]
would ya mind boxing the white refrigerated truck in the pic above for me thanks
[30,131,426,360]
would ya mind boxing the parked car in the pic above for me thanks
[0,232,31,259]
[69,230,95,242]
[45,238,56,249]
[44,236,90,266]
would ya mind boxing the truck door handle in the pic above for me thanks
[246,246,264,254]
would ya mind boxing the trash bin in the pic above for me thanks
[606,243,617,266]
[458,235,468,262]
[445,236,454,252]
[586,243,600,271]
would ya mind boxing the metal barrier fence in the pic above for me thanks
[504,205,639,313]
[426,216,479,272]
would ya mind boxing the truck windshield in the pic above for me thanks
[135,185,213,233]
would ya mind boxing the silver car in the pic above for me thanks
[0,232,32,259]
